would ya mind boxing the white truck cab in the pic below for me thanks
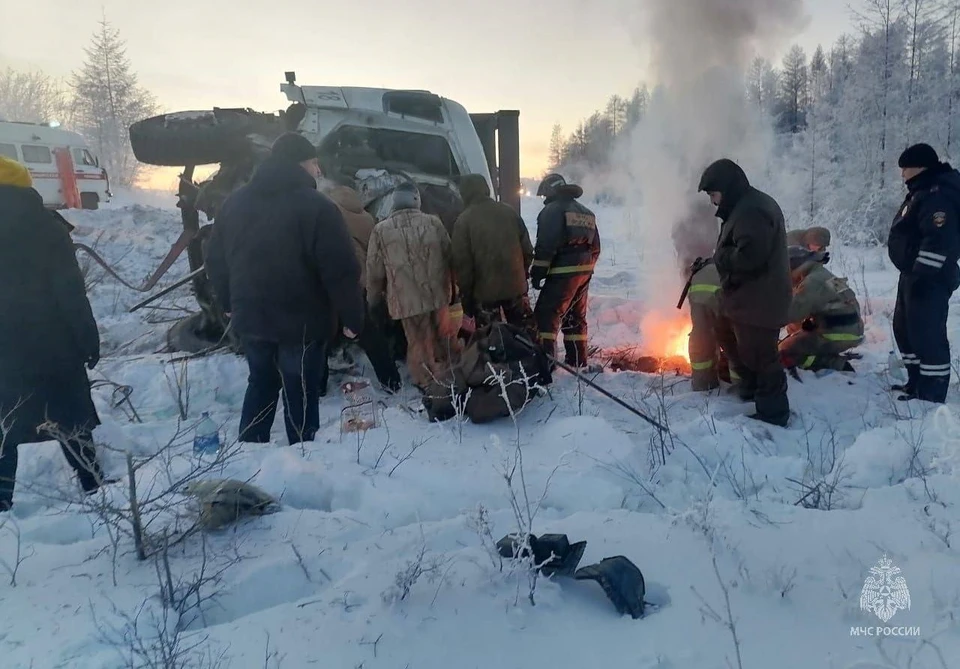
[280,80,496,201]
[0,120,110,209]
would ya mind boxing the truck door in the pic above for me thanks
[72,147,108,208]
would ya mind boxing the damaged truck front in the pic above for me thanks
[128,72,521,354]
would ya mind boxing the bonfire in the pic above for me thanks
[601,311,693,375]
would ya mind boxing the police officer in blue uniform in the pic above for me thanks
[888,143,960,403]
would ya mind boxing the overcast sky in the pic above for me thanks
[2,0,854,179]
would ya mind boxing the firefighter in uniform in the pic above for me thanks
[888,143,960,403]
[531,173,601,367]
[686,259,727,390]
[673,201,731,390]
[779,246,863,373]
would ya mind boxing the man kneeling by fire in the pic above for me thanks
[778,245,863,373]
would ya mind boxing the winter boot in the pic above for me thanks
[564,339,589,368]
[748,412,789,427]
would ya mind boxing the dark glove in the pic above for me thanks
[801,316,817,332]
[530,265,547,290]
[86,352,100,370]
[821,251,830,265]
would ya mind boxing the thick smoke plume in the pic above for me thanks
[640,0,809,89]
[608,0,808,350]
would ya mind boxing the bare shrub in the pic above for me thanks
[380,523,450,605]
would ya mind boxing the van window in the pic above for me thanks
[0,143,16,160]
[72,148,97,167]
[319,125,460,179]
[21,145,52,164]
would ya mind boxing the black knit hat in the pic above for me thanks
[898,143,940,169]
[271,132,317,164]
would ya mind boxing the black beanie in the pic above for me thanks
[271,132,317,164]
[898,143,940,169]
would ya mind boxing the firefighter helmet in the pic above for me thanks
[537,173,568,198]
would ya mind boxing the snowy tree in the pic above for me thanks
[625,85,649,127]
[828,35,855,99]
[605,95,627,137]
[584,112,613,165]
[809,46,829,104]
[747,57,781,117]
[0,67,70,125]
[548,124,565,169]
[71,17,158,187]
[565,122,589,163]
[853,0,907,189]
[777,45,809,133]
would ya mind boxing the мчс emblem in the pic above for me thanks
[859,555,911,623]
[933,211,947,227]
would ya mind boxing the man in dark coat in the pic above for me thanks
[204,133,365,445]
[0,157,110,511]
[451,174,535,337]
[531,173,601,368]
[887,143,960,403]
[698,159,792,426]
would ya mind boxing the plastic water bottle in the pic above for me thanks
[888,350,907,383]
[193,412,221,456]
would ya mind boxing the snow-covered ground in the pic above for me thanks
[3,191,960,669]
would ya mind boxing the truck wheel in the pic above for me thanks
[129,109,284,167]
[80,192,99,210]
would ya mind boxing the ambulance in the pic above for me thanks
[0,120,110,209]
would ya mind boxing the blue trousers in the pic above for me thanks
[239,339,327,444]
[893,274,952,403]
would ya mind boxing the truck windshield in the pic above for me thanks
[319,125,459,179]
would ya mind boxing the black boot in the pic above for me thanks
[748,412,790,427]
[564,339,588,368]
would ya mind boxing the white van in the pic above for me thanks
[0,120,110,209]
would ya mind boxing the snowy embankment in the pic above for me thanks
[2,192,959,669]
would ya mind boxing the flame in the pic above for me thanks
[640,311,692,362]
[670,322,693,360]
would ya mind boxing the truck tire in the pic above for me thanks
[129,109,283,167]
[80,192,99,210]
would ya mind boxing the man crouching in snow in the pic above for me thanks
[0,156,112,510]
[366,181,460,389]
[204,133,366,445]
